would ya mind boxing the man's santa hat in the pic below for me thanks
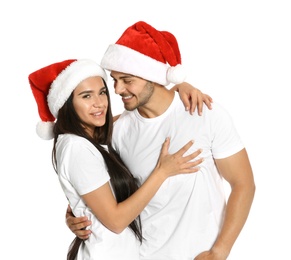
[29,59,107,140]
[101,21,187,86]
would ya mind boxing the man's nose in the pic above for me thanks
[114,82,125,94]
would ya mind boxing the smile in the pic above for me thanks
[122,95,133,100]
[92,112,102,116]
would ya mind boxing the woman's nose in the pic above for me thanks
[93,96,103,107]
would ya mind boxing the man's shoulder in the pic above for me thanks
[115,110,135,122]
[113,110,135,132]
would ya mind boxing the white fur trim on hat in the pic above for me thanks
[47,59,107,118]
[36,121,55,140]
[101,44,179,86]
[166,64,187,84]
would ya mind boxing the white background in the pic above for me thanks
[1,0,290,259]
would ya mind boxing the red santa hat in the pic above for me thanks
[29,59,107,140]
[100,21,187,86]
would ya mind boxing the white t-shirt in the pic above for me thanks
[56,134,140,260]
[112,93,244,260]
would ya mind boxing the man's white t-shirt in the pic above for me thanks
[112,93,244,260]
[56,134,140,260]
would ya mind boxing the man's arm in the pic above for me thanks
[66,205,92,239]
[195,148,256,259]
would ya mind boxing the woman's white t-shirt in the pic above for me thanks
[56,134,140,260]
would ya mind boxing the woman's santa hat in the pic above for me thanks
[29,59,107,140]
[101,21,187,86]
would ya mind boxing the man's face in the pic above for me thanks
[110,71,154,111]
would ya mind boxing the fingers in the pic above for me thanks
[160,137,170,155]
[65,206,92,240]
[65,205,74,219]
[175,82,213,116]
[74,228,92,240]
[189,92,198,115]
[184,88,201,115]
[67,204,72,213]
[66,216,92,240]
[196,93,203,116]
[182,148,203,162]
[182,157,204,173]
[203,94,213,111]
[193,89,206,116]
[180,93,191,113]
[176,155,203,174]
[171,141,204,173]
[180,91,198,116]
[174,140,195,157]
[66,216,91,230]
[66,216,89,228]
[180,148,203,170]
[192,92,213,116]
[158,138,204,177]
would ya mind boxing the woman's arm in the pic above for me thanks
[82,138,202,233]
[112,83,211,121]
[171,82,213,115]
[66,139,203,236]
[113,115,120,122]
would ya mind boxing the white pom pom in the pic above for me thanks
[167,64,187,84]
[36,121,55,140]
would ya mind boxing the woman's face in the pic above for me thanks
[72,76,108,137]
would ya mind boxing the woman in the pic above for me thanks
[29,59,205,260]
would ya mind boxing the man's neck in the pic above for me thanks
[137,85,174,118]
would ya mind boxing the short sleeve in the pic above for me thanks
[58,136,110,195]
[210,103,245,159]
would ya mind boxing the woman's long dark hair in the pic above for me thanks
[51,79,142,260]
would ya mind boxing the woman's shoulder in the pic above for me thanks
[57,134,94,151]
[58,133,86,144]
[57,134,106,160]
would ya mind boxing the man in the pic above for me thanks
[67,21,255,259]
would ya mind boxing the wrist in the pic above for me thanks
[211,244,230,259]
[151,168,168,183]
[169,85,179,92]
